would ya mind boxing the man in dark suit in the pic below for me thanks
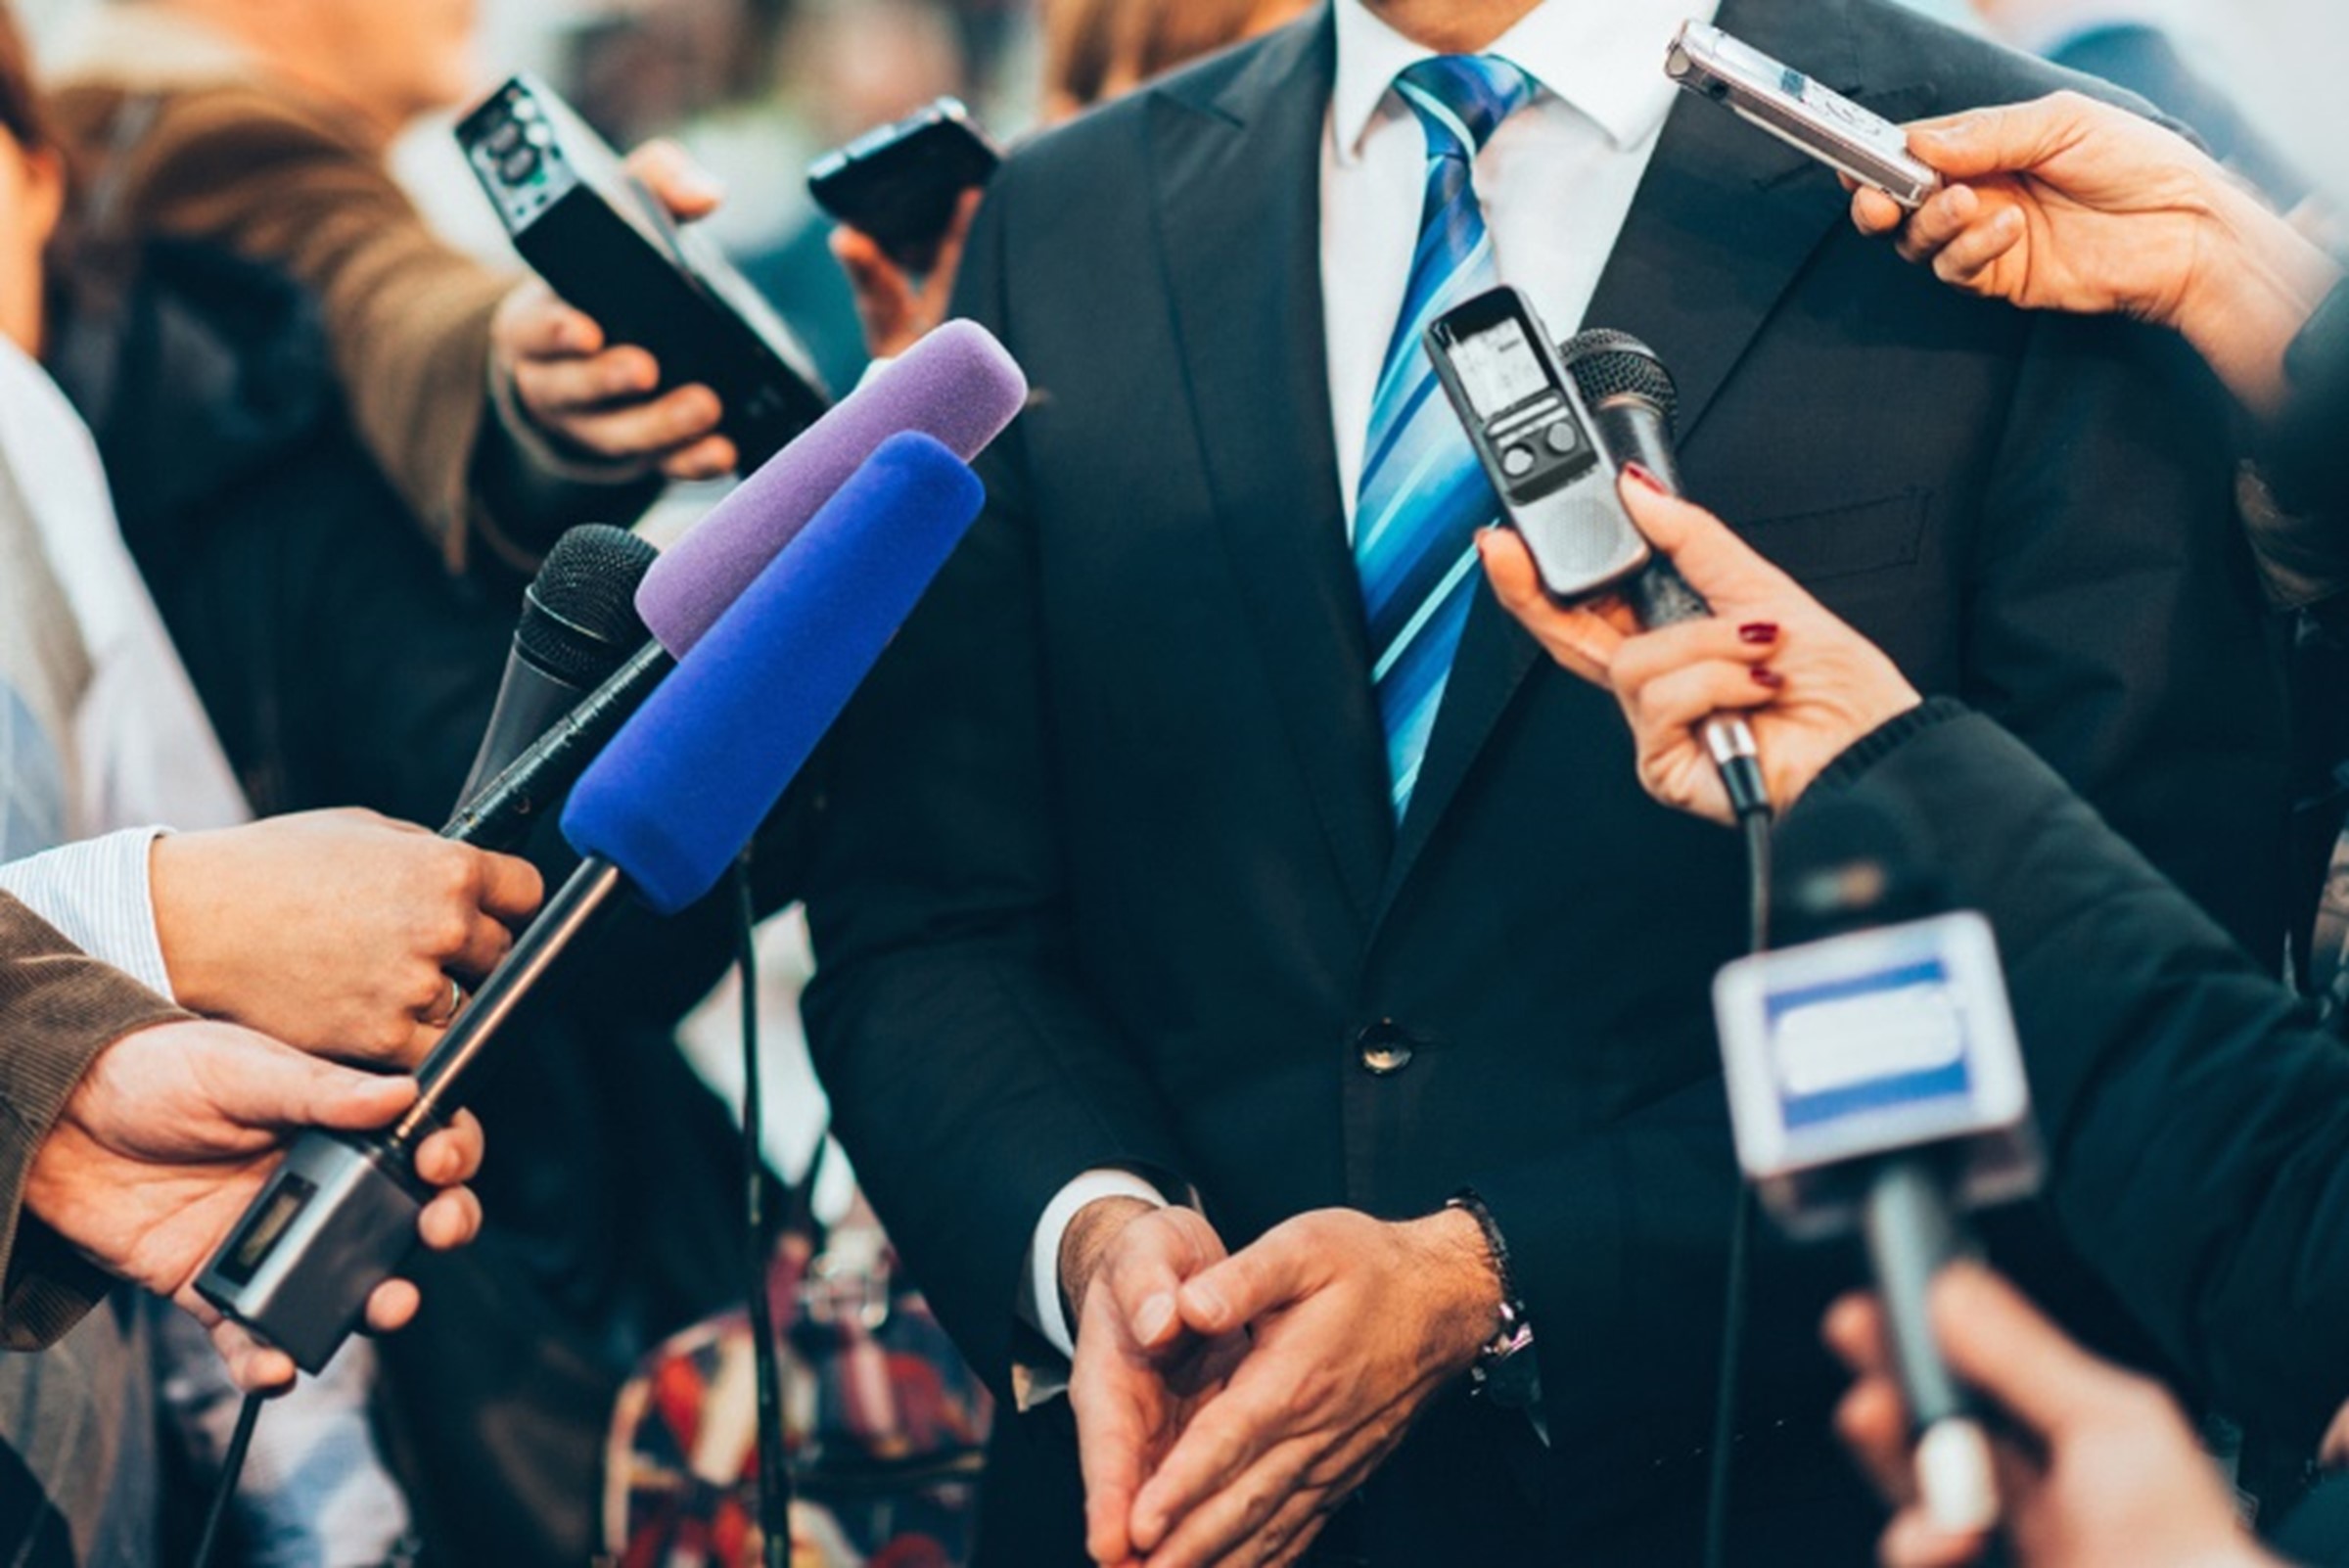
[801,0,2288,1560]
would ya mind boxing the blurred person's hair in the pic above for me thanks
[1041,0,1129,114]
[1118,0,1306,87]
[1044,0,1310,117]
[0,0,49,154]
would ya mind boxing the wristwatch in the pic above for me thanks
[1447,1191,1542,1412]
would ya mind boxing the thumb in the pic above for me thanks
[624,137,726,221]
[216,1035,419,1133]
[1177,1227,1315,1337]
[1619,478,1794,605]
[1904,97,2083,181]
[1928,1263,2142,1440]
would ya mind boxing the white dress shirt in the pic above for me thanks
[1019,0,1718,1375]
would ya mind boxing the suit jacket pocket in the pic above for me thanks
[1734,487,1931,584]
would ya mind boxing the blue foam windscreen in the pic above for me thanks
[562,432,985,913]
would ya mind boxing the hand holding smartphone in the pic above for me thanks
[808,98,1001,274]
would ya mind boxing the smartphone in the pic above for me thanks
[1665,20,1943,211]
[1424,287,1651,602]
[807,98,1002,273]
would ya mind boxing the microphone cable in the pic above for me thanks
[1703,795,1774,1568]
[734,853,794,1568]
[191,1386,265,1568]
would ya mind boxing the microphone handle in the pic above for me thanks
[442,640,675,851]
[1596,402,1769,818]
[399,855,629,1135]
[192,855,632,1373]
[1863,1157,1999,1534]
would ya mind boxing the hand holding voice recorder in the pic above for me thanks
[457,76,832,474]
[1424,288,1650,602]
[808,98,1002,274]
[1666,20,1943,211]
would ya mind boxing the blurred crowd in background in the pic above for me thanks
[19,0,2339,405]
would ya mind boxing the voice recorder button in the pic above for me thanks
[1545,423,1580,455]
[1501,445,1537,480]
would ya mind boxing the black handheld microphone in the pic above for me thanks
[1713,794,2045,1535]
[1559,330,1766,817]
[201,434,988,1374]
[456,526,662,810]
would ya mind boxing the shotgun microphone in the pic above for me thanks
[201,433,988,1373]
[440,320,1028,850]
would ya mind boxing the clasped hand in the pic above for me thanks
[1065,1202,1499,1568]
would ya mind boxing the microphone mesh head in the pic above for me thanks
[1561,330,1680,435]
[519,525,660,687]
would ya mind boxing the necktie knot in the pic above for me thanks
[1395,55,1536,163]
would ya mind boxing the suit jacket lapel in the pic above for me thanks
[1371,0,1933,936]
[1150,9,1395,926]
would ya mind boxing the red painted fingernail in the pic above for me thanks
[1623,462,1669,495]
[1752,668,1784,689]
[1738,623,1780,645]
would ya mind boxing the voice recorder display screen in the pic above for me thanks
[1451,318,1550,418]
[1764,957,1973,1131]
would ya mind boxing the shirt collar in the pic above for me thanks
[1331,0,1723,166]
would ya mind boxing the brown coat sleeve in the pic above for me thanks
[0,892,190,1349]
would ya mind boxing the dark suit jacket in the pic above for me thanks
[802,2,2290,1560]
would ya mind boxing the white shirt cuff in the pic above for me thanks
[1019,1169,1173,1360]
[0,827,175,996]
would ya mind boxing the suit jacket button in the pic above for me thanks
[1357,1022,1415,1076]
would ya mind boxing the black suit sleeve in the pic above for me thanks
[1809,704,2349,1448]
[799,166,1194,1394]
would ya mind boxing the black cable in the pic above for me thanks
[734,854,793,1568]
[192,1389,263,1568]
[1702,804,1774,1568]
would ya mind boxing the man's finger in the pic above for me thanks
[451,915,516,981]
[414,1111,485,1186]
[500,288,604,358]
[1901,183,1983,257]
[512,346,663,415]
[552,385,726,460]
[364,1277,423,1334]
[1135,1429,1315,1565]
[1128,1360,1302,1552]
[1880,1504,1995,1568]
[661,435,740,483]
[1852,186,1908,237]
[230,1044,419,1133]
[1074,1348,1160,1565]
[1176,1225,1318,1339]
[624,137,726,221]
[418,1186,484,1252]
[1822,1291,1892,1377]
[474,851,545,927]
[1928,1263,2146,1438]
[1932,208,2026,290]
[1834,1377,1916,1506]
[1477,530,1623,684]
[1903,94,2095,182]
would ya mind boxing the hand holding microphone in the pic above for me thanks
[23,1018,484,1394]
[1480,477,1921,825]
[1826,1264,2276,1568]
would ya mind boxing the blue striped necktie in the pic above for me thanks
[1356,55,1536,821]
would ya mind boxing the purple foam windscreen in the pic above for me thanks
[636,319,1026,658]
[563,433,985,914]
